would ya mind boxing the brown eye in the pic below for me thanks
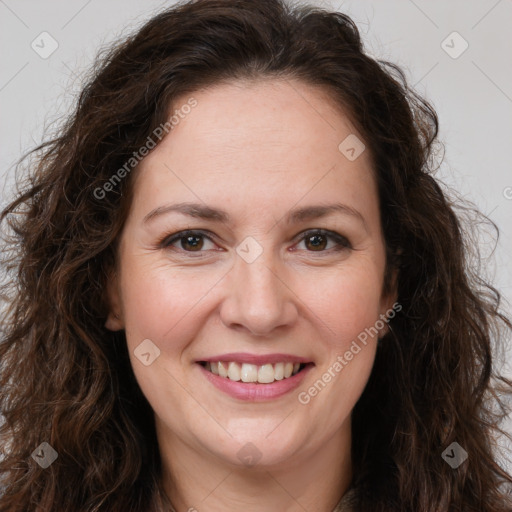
[305,233,328,251]
[296,229,352,253]
[180,234,204,251]
[161,230,216,253]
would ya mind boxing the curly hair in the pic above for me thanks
[1,0,511,510]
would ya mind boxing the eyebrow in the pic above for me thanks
[143,201,367,230]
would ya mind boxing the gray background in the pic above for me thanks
[1,0,511,471]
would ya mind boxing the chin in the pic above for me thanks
[211,433,302,469]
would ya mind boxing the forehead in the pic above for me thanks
[166,77,365,166]
[130,78,378,227]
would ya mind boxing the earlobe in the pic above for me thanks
[378,268,399,338]
[104,269,125,331]
[105,311,124,331]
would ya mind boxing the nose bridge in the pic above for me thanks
[236,245,285,313]
[220,238,296,335]
[239,252,281,302]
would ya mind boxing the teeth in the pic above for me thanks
[218,361,229,378]
[227,361,241,381]
[204,361,305,384]
[241,363,258,382]
[257,364,274,384]
[274,362,284,380]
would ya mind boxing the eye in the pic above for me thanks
[294,229,351,252]
[159,228,352,256]
[161,230,217,253]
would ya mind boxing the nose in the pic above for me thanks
[219,249,298,336]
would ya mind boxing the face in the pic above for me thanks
[106,78,396,469]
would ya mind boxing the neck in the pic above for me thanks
[156,417,353,512]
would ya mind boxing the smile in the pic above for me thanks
[197,352,314,401]
[200,361,307,384]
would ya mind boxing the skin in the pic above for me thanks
[106,78,397,512]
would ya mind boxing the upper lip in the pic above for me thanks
[198,352,312,365]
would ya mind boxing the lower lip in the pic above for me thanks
[198,363,314,401]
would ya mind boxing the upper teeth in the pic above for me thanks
[205,361,302,383]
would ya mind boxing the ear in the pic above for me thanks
[378,267,399,338]
[104,269,125,331]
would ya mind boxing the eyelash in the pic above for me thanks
[159,229,352,256]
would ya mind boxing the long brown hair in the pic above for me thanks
[1,1,511,510]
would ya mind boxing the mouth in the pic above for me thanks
[198,361,312,384]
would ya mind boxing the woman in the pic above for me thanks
[1,0,511,510]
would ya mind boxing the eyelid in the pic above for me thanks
[159,229,218,250]
[160,228,352,253]
[292,228,352,250]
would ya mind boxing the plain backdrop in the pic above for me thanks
[1,0,511,473]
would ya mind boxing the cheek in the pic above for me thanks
[296,268,381,423]
[119,261,218,351]
[119,242,386,353]
[298,264,385,349]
